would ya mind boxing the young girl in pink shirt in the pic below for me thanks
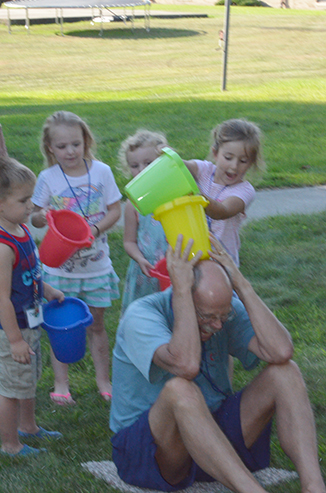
[184,119,265,267]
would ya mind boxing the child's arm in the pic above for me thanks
[31,205,47,228]
[43,282,65,304]
[0,244,33,364]
[33,200,121,239]
[204,195,246,220]
[123,200,154,277]
[90,200,121,239]
[183,160,199,180]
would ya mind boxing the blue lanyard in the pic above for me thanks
[0,224,41,307]
[206,170,228,231]
[200,342,230,397]
[59,159,91,221]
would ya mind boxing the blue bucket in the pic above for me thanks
[42,297,93,364]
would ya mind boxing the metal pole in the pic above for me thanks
[60,8,64,35]
[221,0,231,91]
[0,125,9,158]
[25,7,30,34]
[145,2,151,32]
[7,7,11,34]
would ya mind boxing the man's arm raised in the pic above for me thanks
[208,234,293,364]
[152,235,202,379]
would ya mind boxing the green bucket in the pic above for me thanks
[124,147,200,216]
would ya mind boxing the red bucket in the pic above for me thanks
[39,210,94,268]
[149,258,171,291]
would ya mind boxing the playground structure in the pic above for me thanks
[3,0,151,34]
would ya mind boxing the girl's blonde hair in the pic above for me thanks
[0,156,36,199]
[210,119,265,174]
[41,111,96,167]
[118,129,168,177]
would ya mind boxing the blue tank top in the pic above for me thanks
[0,227,43,329]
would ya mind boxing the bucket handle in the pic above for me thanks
[160,147,200,195]
[149,267,169,281]
[161,146,182,163]
[149,268,159,279]
[46,209,55,229]
[82,236,95,249]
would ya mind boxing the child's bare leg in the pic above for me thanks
[87,306,112,399]
[18,398,38,434]
[0,395,22,454]
[50,348,75,405]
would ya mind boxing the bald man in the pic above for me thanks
[110,234,325,493]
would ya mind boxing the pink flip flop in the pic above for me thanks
[100,392,112,402]
[50,392,76,406]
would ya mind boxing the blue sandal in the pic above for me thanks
[1,444,47,457]
[18,427,62,440]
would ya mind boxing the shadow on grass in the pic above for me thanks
[65,27,205,39]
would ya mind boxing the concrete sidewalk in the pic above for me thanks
[245,185,326,223]
[28,185,326,241]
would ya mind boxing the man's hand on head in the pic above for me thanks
[208,234,241,290]
[166,234,202,294]
[154,234,203,377]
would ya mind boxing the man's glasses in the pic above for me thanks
[196,306,236,324]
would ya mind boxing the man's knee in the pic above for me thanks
[265,359,301,377]
[262,360,306,391]
[161,377,204,409]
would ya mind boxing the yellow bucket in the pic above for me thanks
[153,195,211,260]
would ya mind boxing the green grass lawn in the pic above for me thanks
[0,214,325,492]
[0,6,326,190]
[0,4,326,492]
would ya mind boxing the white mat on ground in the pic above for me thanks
[81,461,299,492]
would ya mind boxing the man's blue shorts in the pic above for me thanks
[111,390,272,491]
